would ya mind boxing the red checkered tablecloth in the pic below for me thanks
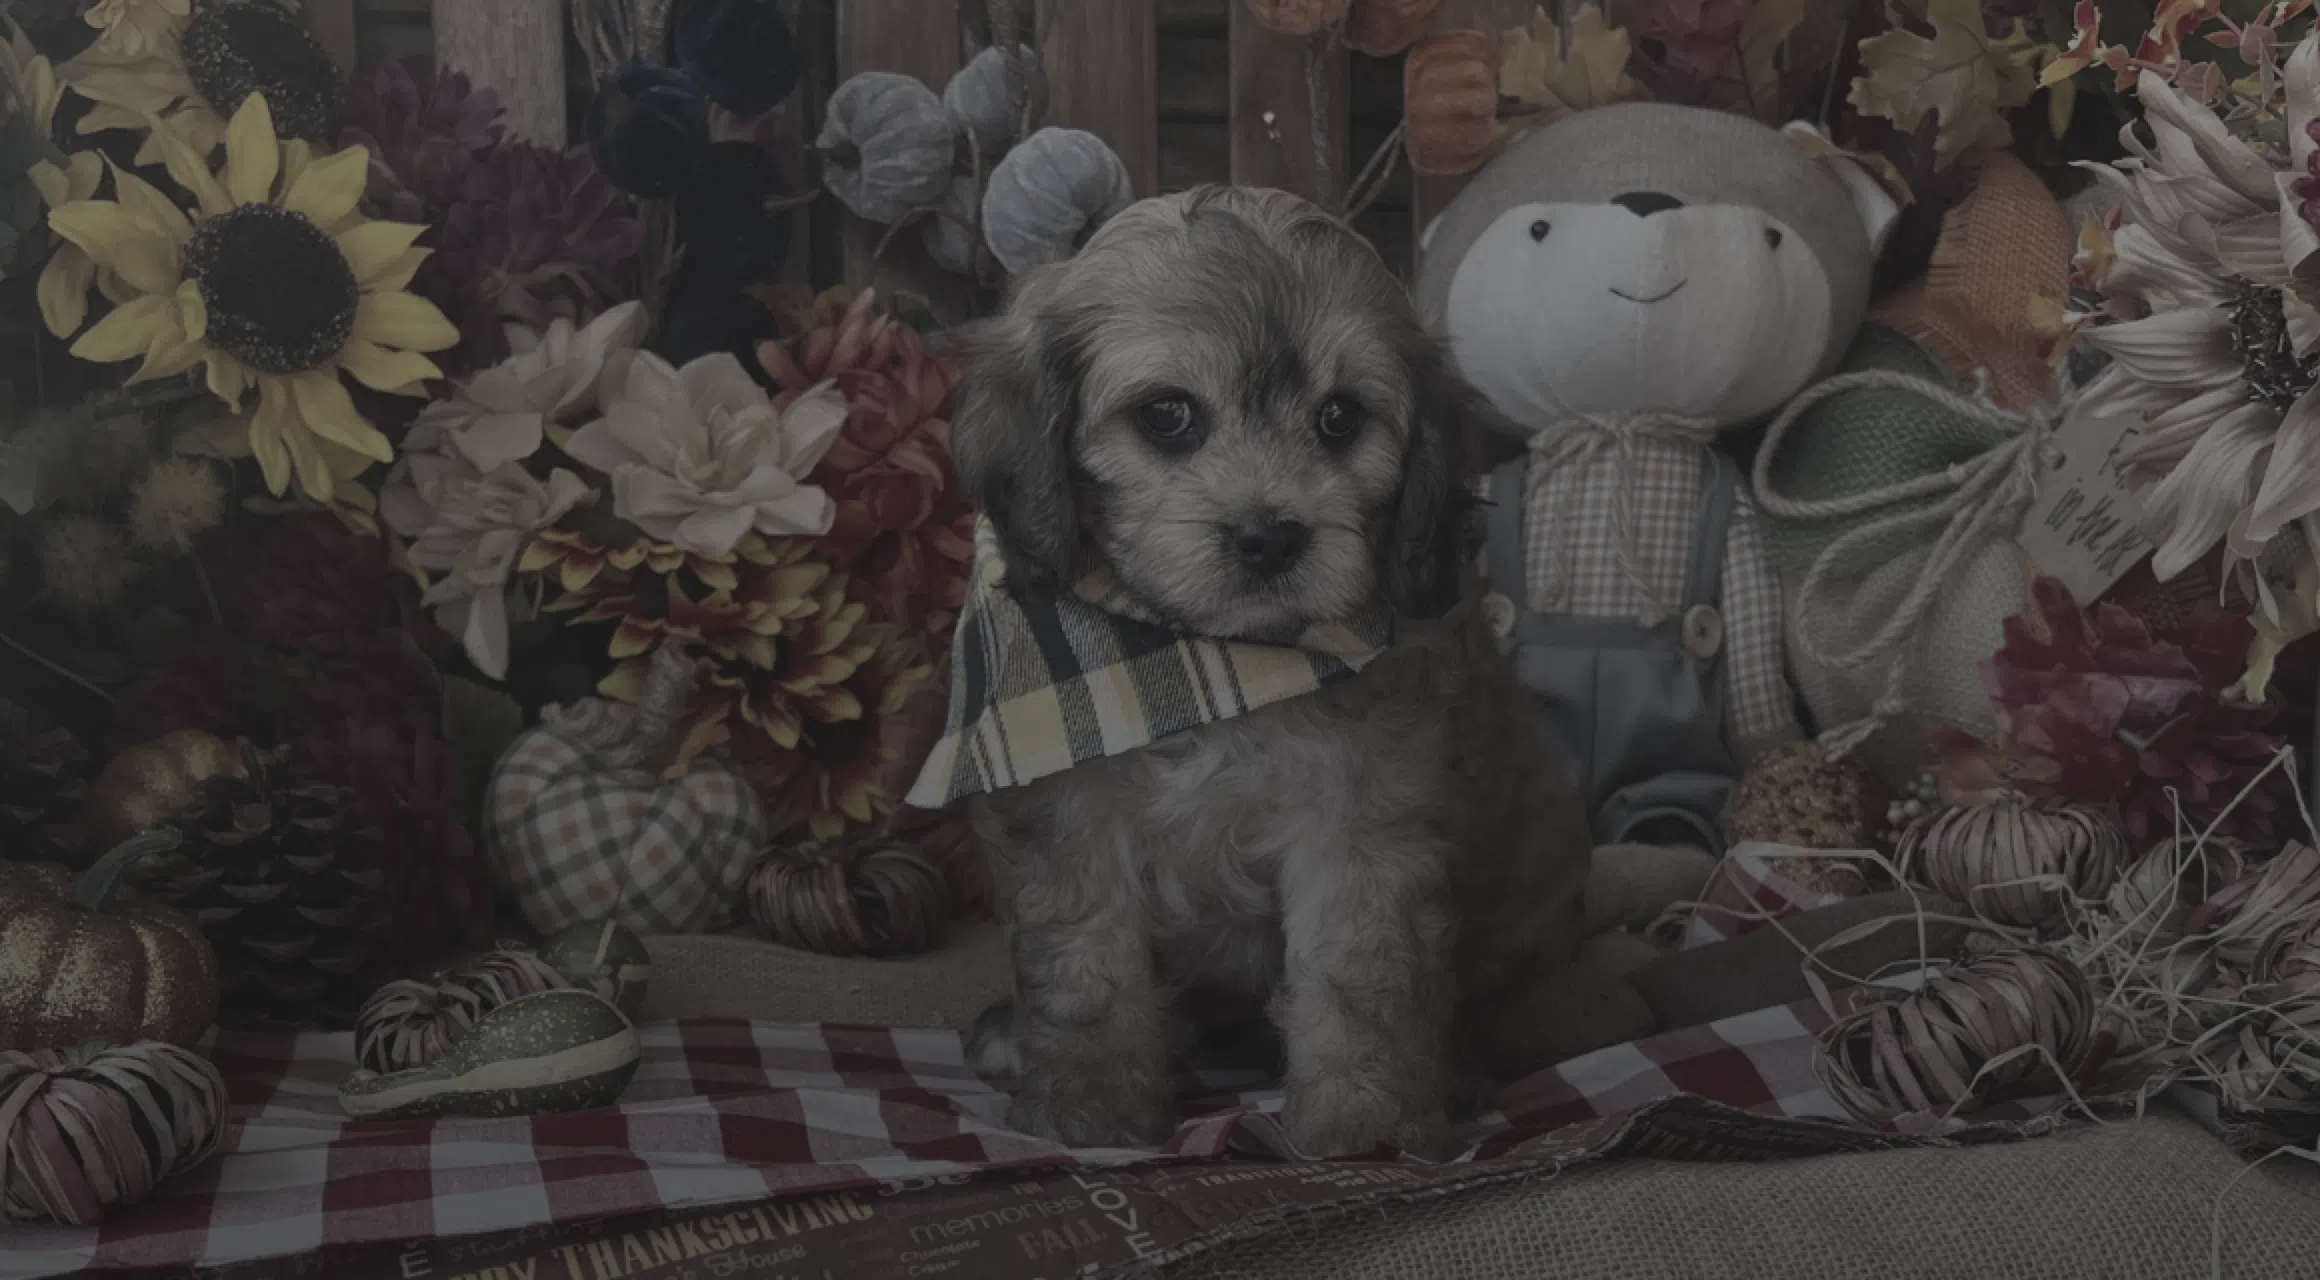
[0,852,2072,1279]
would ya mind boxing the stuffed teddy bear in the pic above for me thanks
[1415,102,1898,851]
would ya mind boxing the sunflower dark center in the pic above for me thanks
[183,204,359,375]
[181,2,347,142]
[2229,282,2319,411]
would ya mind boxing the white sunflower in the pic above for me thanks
[2069,47,2320,586]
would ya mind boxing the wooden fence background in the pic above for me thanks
[309,0,1549,312]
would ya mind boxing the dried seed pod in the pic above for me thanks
[1897,795,2128,929]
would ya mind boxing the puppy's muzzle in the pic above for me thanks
[1225,514,1311,579]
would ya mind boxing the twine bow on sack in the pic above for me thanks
[1524,394,1721,623]
[1751,369,2071,759]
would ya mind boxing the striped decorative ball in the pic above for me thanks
[0,1043,228,1225]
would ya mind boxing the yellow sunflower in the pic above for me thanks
[83,0,194,60]
[64,0,330,167]
[2,26,131,337]
[48,93,454,503]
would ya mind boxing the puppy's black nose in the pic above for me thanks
[1612,191,1684,217]
[1227,516,1310,578]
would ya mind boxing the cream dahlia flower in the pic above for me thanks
[564,351,847,558]
[380,444,591,681]
[2070,46,2320,584]
[409,301,647,472]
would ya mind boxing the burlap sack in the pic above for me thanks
[1175,1109,2320,1279]
[1755,326,2028,787]
[640,919,1010,1028]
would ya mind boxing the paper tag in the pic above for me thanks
[2017,405,2156,602]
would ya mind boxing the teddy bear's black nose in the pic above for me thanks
[1612,191,1684,217]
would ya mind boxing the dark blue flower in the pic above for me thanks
[583,60,709,199]
[668,0,802,117]
[675,141,791,288]
[653,277,781,376]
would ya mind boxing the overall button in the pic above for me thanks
[1683,604,1724,660]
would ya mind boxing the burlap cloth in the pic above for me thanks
[1175,1108,2320,1279]
[640,919,1010,1028]
[1871,150,2071,414]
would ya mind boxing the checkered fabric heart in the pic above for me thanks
[484,727,768,935]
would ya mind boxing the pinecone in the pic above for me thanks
[137,744,395,1030]
[0,700,91,864]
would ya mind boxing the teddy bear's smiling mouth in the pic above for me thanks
[1609,281,1687,304]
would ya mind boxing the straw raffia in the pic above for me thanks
[1817,947,2111,1131]
[0,1043,227,1225]
[354,948,572,1074]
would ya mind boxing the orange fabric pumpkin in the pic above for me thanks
[1347,0,1445,55]
[1244,0,1352,35]
[1404,31,1502,176]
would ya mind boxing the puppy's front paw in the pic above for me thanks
[1285,1080,1453,1160]
[1009,1072,1175,1148]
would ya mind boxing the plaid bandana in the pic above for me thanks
[906,520,1393,808]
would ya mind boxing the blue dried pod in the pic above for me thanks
[980,128,1134,275]
[819,72,955,225]
[941,45,1046,161]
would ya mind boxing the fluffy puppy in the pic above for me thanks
[951,185,1621,1158]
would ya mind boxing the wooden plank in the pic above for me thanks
[835,1,977,325]
[1410,0,1530,261]
[1039,0,1159,197]
[433,0,566,144]
[1157,0,1229,35]
[1228,9,1349,205]
[1163,32,1402,123]
[358,12,431,77]
[303,0,358,74]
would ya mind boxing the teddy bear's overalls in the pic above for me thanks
[1484,451,1740,851]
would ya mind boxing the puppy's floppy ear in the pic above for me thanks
[949,299,1087,591]
[1380,346,1481,620]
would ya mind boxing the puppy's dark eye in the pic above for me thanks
[1137,394,1202,451]
[1529,219,1551,242]
[1764,226,1783,250]
[1315,395,1365,446]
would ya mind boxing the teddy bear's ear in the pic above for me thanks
[1781,121,1902,256]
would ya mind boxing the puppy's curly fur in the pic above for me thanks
[951,187,1635,1158]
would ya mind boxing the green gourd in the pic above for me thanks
[340,989,640,1121]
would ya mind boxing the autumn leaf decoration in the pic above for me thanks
[1848,0,2043,166]
[1499,5,1648,126]
[1622,0,1809,116]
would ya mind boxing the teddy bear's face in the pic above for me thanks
[1443,194,1837,427]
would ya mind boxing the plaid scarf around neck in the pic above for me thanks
[906,520,1394,808]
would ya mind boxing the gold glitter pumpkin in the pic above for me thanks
[0,831,220,1052]
[82,729,245,854]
